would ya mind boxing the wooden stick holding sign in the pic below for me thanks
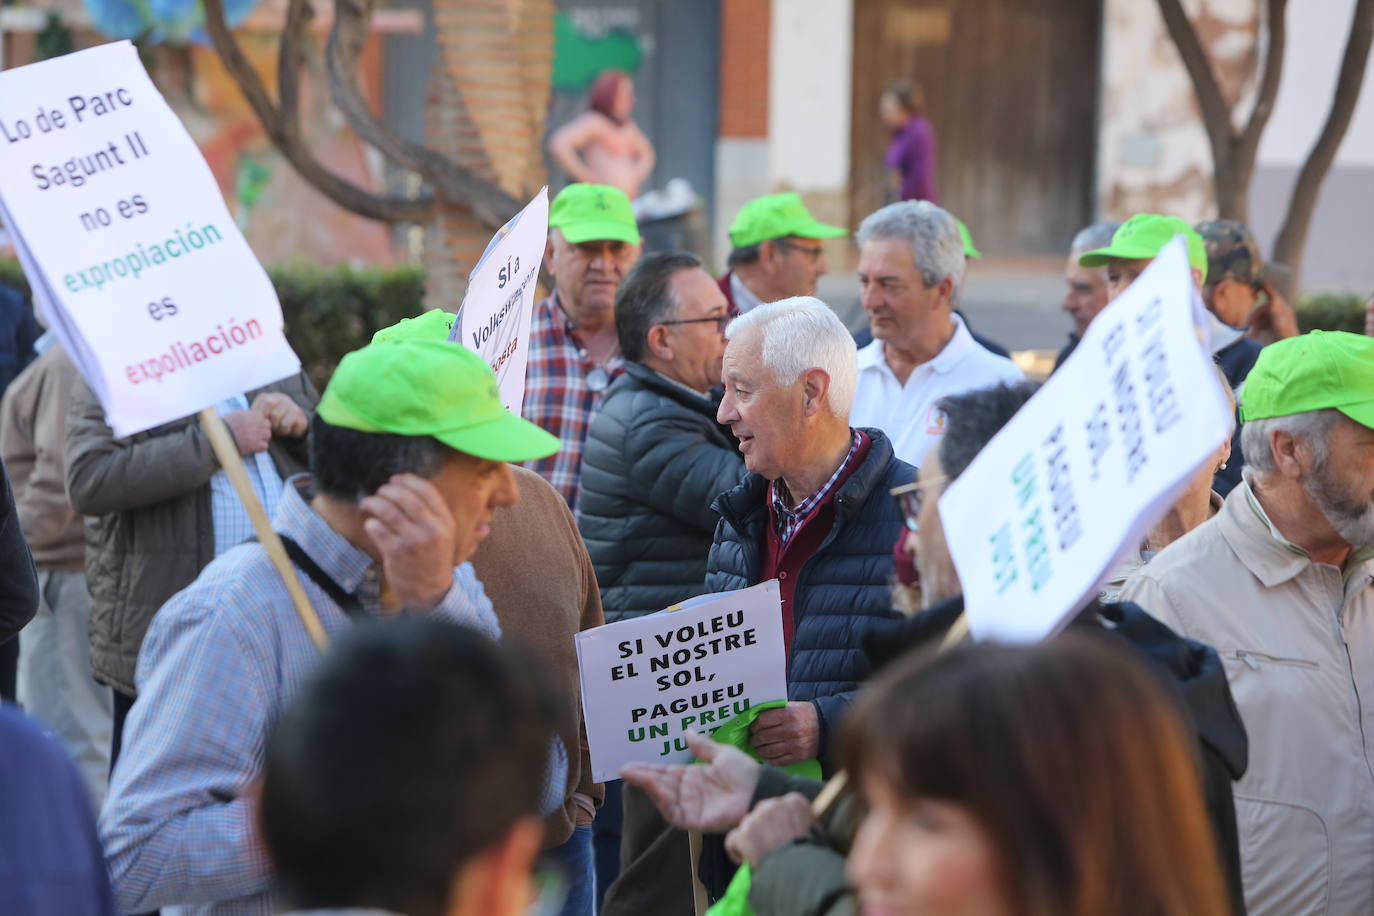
[198,407,328,649]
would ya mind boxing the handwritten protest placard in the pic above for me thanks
[939,237,1231,643]
[0,41,300,436]
[450,188,547,414]
[576,581,786,782]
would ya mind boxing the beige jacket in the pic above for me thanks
[470,465,604,848]
[1121,480,1374,916]
[0,345,84,570]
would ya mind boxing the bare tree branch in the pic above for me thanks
[1238,0,1288,153]
[1272,0,1374,281]
[1157,0,1234,162]
[202,0,437,222]
[324,0,521,228]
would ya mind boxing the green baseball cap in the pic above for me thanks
[1239,330,1374,428]
[317,339,560,462]
[1078,213,1207,275]
[549,183,641,245]
[371,308,455,344]
[728,192,847,248]
[957,219,983,259]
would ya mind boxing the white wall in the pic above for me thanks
[1256,0,1374,167]
[767,0,853,191]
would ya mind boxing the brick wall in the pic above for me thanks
[719,0,770,138]
[423,0,554,307]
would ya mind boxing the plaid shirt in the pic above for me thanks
[209,394,284,556]
[769,430,863,543]
[521,294,623,509]
[99,475,499,915]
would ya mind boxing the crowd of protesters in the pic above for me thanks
[2,129,1373,916]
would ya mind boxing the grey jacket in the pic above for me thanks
[1121,480,1374,916]
[578,361,744,622]
[66,374,316,694]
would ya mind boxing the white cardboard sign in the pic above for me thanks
[450,187,547,414]
[0,41,300,437]
[940,238,1231,643]
[576,581,787,782]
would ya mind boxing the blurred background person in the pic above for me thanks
[839,635,1231,916]
[260,617,557,916]
[880,81,938,204]
[1055,221,1120,369]
[548,70,656,200]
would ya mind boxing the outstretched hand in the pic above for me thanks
[620,731,761,833]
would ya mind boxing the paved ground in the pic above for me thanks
[817,256,1071,354]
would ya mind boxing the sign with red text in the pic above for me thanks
[0,42,299,436]
[450,187,547,414]
[940,238,1231,643]
[576,581,787,782]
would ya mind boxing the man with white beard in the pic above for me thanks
[1122,330,1374,916]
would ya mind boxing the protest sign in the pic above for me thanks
[450,188,547,414]
[577,581,787,782]
[939,237,1231,643]
[0,41,300,437]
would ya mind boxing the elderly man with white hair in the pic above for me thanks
[850,200,1023,466]
[708,298,910,768]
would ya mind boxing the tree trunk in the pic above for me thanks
[1270,0,1374,288]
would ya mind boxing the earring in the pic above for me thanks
[1219,462,1228,470]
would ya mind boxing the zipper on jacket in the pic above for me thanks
[1231,649,1319,671]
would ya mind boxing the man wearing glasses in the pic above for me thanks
[581,251,746,915]
[525,183,643,509]
[717,192,846,316]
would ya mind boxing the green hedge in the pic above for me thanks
[0,257,429,389]
[1295,293,1367,334]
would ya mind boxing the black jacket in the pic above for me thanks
[579,362,745,622]
[704,429,910,759]
[0,458,37,644]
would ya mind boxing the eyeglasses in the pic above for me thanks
[660,315,731,334]
[890,475,948,533]
[777,239,824,262]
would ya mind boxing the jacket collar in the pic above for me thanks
[712,428,897,530]
[1216,480,1315,588]
[621,361,720,414]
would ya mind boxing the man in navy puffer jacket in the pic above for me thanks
[706,297,909,771]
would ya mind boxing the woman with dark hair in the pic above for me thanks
[843,634,1230,916]
[880,81,938,204]
[549,70,656,198]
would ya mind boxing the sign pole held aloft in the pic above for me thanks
[198,407,327,649]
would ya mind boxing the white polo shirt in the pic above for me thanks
[850,314,1024,466]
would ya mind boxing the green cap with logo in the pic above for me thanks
[1239,330,1374,429]
[370,308,455,344]
[957,219,983,259]
[317,339,560,462]
[1078,213,1208,275]
[549,183,641,246]
[729,192,847,248]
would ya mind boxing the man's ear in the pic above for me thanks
[1270,428,1306,480]
[759,240,780,270]
[543,235,558,277]
[801,367,833,418]
[445,817,543,916]
[646,324,674,362]
[936,275,956,308]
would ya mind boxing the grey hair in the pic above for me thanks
[1239,408,1343,478]
[856,200,966,304]
[726,296,858,417]
[1069,221,1120,257]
